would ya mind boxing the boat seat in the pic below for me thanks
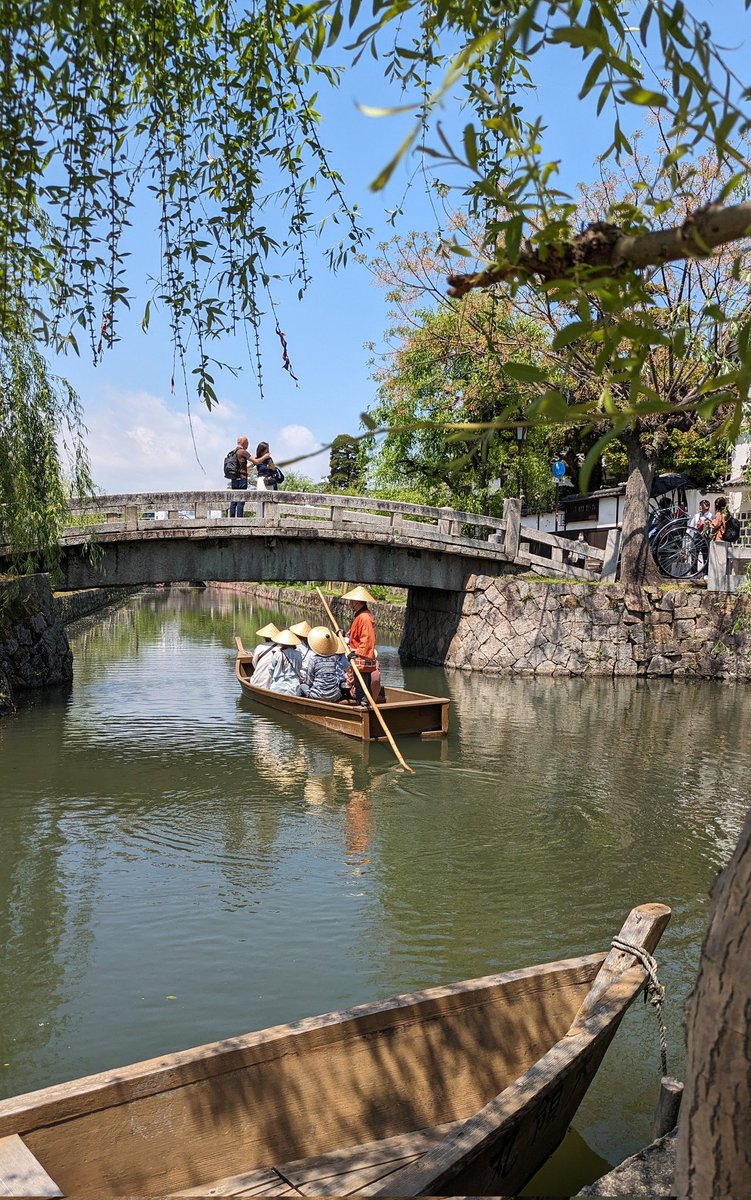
[170,1120,461,1197]
[0,1134,63,1198]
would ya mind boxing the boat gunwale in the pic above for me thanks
[235,658,450,714]
[363,965,650,1197]
[0,952,607,1136]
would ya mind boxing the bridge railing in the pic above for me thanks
[63,489,510,548]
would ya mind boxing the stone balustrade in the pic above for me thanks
[60,491,614,584]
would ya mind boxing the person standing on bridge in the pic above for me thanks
[253,441,278,490]
[338,586,379,707]
[228,436,253,517]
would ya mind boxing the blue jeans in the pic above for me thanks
[229,477,247,517]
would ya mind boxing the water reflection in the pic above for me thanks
[0,586,748,1179]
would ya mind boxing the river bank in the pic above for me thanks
[0,575,141,714]
[402,576,751,680]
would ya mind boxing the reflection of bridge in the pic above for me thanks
[55,492,621,590]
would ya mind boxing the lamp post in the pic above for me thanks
[516,423,527,503]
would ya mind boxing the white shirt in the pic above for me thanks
[252,642,276,689]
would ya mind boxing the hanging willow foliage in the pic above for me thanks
[1,0,750,438]
[0,314,93,573]
[0,0,366,406]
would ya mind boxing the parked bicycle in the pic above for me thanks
[647,474,706,580]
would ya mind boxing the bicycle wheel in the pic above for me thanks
[652,525,704,578]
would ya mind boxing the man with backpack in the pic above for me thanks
[224,436,253,517]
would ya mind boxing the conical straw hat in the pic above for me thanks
[290,620,312,638]
[342,585,376,604]
[272,628,301,647]
[307,626,340,656]
[256,622,280,639]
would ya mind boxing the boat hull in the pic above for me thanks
[235,643,450,741]
[0,905,671,1198]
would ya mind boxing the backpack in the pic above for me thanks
[724,514,741,543]
[223,448,239,479]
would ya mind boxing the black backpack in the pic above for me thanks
[724,514,741,543]
[223,448,239,479]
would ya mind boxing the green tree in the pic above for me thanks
[368,136,750,582]
[328,435,364,492]
[366,293,555,515]
[2,0,750,429]
[279,469,318,493]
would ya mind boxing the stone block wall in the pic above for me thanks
[401,577,751,680]
[55,585,140,626]
[0,575,73,713]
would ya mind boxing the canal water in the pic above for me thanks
[1,586,749,1192]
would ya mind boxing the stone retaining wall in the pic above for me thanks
[0,575,73,714]
[55,585,140,626]
[401,577,751,680]
[208,582,406,640]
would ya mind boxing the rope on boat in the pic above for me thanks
[611,936,669,1076]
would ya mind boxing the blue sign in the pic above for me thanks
[552,459,567,479]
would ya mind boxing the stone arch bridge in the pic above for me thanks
[53,491,620,592]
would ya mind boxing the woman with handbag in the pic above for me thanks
[253,441,284,490]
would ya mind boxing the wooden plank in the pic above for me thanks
[0,1135,62,1198]
[278,1123,460,1191]
[171,1165,295,1196]
[256,1124,463,1196]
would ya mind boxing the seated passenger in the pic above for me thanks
[267,629,304,695]
[252,622,280,689]
[300,626,344,702]
[290,620,313,669]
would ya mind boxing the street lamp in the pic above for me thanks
[516,422,528,502]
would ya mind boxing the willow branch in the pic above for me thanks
[446,202,751,297]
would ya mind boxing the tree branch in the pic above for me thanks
[446,202,751,297]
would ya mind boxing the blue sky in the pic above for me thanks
[53,0,750,494]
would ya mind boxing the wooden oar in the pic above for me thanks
[316,586,415,775]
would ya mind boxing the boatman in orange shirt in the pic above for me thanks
[339,585,380,706]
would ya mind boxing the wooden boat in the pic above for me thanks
[0,904,670,1198]
[234,637,450,741]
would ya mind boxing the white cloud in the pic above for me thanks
[81,388,329,494]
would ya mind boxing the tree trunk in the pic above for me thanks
[619,434,661,585]
[676,807,751,1198]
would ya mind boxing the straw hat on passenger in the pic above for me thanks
[272,628,301,647]
[307,626,340,657]
[290,620,312,638]
[342,585,375,604]
[256,622,280,639]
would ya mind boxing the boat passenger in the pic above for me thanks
[267,629,304,695]
[339,585,379,707]
[300,626,344,702]
[290,620,313,668]
[252,622,280,689]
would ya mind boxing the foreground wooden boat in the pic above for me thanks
[234,637,450,741]
[0,904,670,1198]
